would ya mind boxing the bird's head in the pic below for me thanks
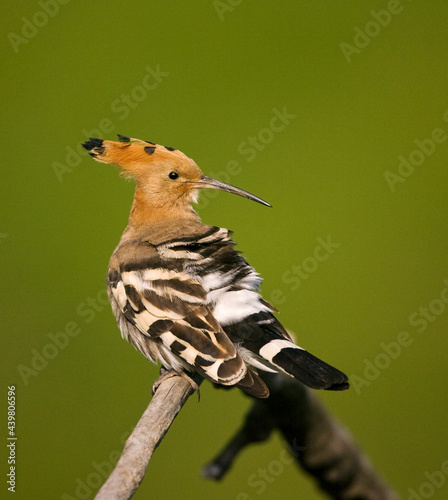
[83,135,270,224]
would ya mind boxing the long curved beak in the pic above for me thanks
[194,175,271,207]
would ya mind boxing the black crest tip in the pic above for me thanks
[144,146,156,155]
[117,134,130,143]
[82,137,104,152]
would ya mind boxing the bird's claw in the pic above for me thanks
[152,368,200,401]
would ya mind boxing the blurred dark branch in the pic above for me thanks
[203,373,399,500]
[94,372,202,500]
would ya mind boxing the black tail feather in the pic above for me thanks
[270,347,349,391]
[225,313,349,392]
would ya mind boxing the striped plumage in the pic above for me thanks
[83,135,349,398]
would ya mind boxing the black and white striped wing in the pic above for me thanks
[225,311,349,391]
[108,265,268,397]
[161,226,349,391]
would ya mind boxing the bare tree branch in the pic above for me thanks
[203,373,399,500]
[95,371,398,500]
[95,372,202,500]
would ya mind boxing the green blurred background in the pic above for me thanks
[2,1,448,499]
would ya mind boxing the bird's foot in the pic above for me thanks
[152,368,201,401]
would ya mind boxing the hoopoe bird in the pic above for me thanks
[83,135,349,398]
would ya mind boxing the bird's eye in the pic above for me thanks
[168,171,179,180]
